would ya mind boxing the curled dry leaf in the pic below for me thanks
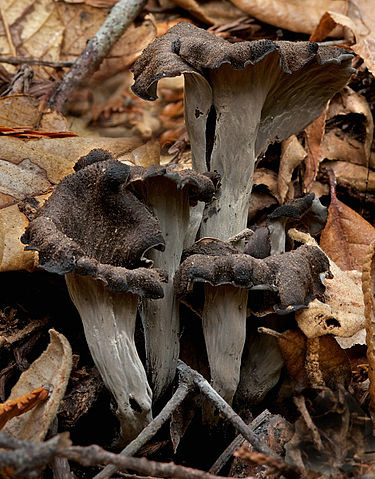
[303,105,328,192]
[277,135,306,204]
[0,386,50,430]
[320,87,374,169]
[3,329,72,441]
[226,0,347,35]
[320,180,375,271]
[277,329,351,389]
[289,230,366,346]
[311,4,375,75]
[328,160,375,192]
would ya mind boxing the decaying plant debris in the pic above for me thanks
[1,0,375,478]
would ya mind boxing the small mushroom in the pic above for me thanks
[132,22,354,240]
[246,193,327,258]
[174,238,329,410]
[128,164,216,400]
[21,150,167,443]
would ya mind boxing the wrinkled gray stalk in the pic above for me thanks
[140,181,190,401]
[66,273,152,443]
[184,63,272,241]
[49,0,147,112]
[202,284,247,421]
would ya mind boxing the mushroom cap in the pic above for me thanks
[267,193,315,220]
[174,239,329,316]
[21,153,168,297]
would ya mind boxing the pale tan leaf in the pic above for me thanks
[253,168,278,198]
[328,160,375,192]
[310,10,357,43]
[170,0,246,25]
[227,0,347,35]
[3,329,72,441]
[277,135,306,204]
[289,229,365,345]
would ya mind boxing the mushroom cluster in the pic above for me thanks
[21,149,215,441]
[21,23,355,441]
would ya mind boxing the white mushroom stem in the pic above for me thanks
[202,284,247,404]
[65,272,152,443]
[140,180,190,401]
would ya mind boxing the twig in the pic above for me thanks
[294,395,323,452]
[0,55,73,68]
[48,0,147,112]
[64,445,248,479]
[52,457,76,479]
[362,240,375,425]
[227,228,253,245]
[209,410,272,475]
[94,378,193,479]
[234,446,302,479]
[0,7,16,56]
[177,361,280,460]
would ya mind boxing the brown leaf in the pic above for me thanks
[277,329,351,389]
[0,385,50,430]
[310,11,357,44]
[277,135,306,203]
[170,0,247,25]
[3,329,72,441]
[227,0,347,34]
[303,106,328,191]
[320,177,375,270]
[328,160,375,192]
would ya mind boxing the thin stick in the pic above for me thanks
[64,445,250,479]
[209,410,271,475]
[0,55,73,68]
[48,0,147,112]
[177,361,280,460]
[362,240,375,425]
[0,7,16,56]
[94,379,193,479]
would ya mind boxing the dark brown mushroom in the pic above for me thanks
[174,239,329,409]
[132,22,353,240]
[21,150,167,443]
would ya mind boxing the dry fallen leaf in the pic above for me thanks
[0,0,156,80]
[320,87,374,169]
[170,0,247,25]
[320,176,375,271]
[3,329,72,441]
[227,0,347,35]
[0,385,50,430]
[277,329,351,389]
[304,106,328,192]
[328,160,375,192]
[311,4,375,75]
[253,168,278,199]
[289,229,365,347]
[277,135,306,203]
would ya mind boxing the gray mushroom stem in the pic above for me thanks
[66,273,152,443]
[202,284,247,405]
[140,182,189,401]
[185,65,268,240]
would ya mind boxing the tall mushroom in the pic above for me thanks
[126,164,216,400]
[21,150,167,443]
[132,22,353,240]
[174,238,329,411]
